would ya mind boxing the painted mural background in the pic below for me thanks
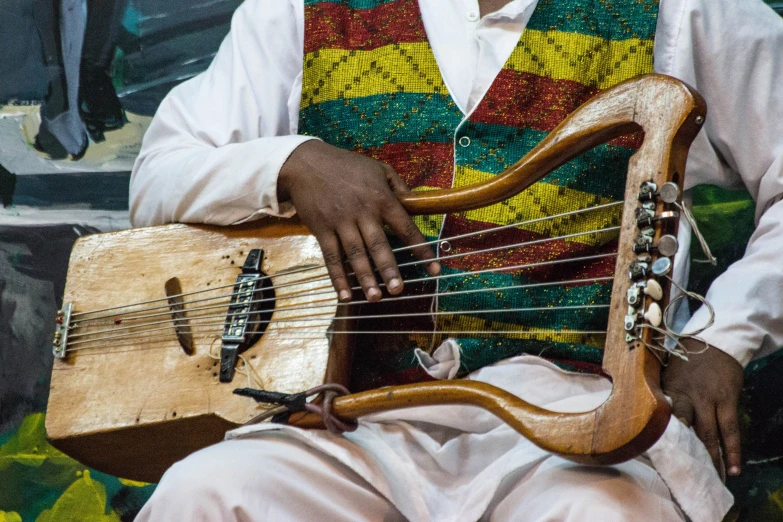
[0,0,239,519]
[0,1,782,520]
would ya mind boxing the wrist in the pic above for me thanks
[277,139,328,202]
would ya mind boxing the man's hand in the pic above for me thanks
[277,140,440,303]
[662,341,744,477]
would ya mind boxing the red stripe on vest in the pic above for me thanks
[304,0,428,54]
[472,70,643,150]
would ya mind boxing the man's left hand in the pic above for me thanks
[662,342,744,477]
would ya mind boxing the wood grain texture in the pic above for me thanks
[47,220,341,481]
[47,74,706,481]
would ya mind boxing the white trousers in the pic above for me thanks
[136,433,685,521]
[136,356,730,521]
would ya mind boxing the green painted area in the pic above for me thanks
[687,185,757,299]
[0,415,155,520]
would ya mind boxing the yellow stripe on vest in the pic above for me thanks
[302,31,653,108]
[454,167,621,246]
[511,30,655,90]
[438,314,607,349]
[302,43,447,108]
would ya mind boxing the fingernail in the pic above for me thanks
[388,278,402,291]
[427,262,441,276]
[338,290,351,302]
[728,466,740,476]
[367,287,381,300]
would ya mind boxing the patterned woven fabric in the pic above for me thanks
[299,0,659,389]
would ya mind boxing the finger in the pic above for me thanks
[383,165,410,193]
[337,226,382,303]
[358,221,404,295]
[670,393,695,428]
[383,204,441,277]
[317,232,353,303]
[717,402,742,476]
[693,404,723,474]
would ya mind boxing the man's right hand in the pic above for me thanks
[277,140,441,303]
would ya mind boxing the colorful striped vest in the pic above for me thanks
[299,0,659,388]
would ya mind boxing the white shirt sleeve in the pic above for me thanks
[662,0,783,366]
[129,0,312,227]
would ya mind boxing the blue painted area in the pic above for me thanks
[0,0,48,100]
[5,172,131,210]
[122,4,142,35]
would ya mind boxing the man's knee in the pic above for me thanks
[489,458,684,522]
[137,437,311,520]
[136,434,404,522]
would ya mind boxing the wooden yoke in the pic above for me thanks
[289,74,707,465]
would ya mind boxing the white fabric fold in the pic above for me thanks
[414,339,462,380]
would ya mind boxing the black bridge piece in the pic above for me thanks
[219,249,275,383]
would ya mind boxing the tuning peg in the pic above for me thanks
[656,235,679,257]
[651,257,672,276]
[659,182,680,204]
[644,302,663,327]
[644,279,663,300]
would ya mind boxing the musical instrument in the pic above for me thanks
[46,75,706,483]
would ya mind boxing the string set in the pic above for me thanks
[58,190,721,371]
[64,201,625,352]
[68,230,619,329]
[65,258,616,348]
[69,201,624,323]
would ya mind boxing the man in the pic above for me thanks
[130,0,783,520]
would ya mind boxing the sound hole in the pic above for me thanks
[242,272,276,349]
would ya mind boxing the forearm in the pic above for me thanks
[130,112,314,227]
[663,0,783,365]
[129,0,308,227]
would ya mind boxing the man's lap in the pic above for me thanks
[136,430,685,522]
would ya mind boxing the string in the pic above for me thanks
[675,200,717,265]
[64,329,607,355]
[639,274,715,363]
[70,225,619,327]
[66,253,617,342]
[70,202,623,319]
[66,303,610,348]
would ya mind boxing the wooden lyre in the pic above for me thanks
[47,74,706,483]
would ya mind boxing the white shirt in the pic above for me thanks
[129,1,783,520]
[130,0,783,369]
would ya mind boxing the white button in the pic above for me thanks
[458,136,471,147]
[466,10,479,22]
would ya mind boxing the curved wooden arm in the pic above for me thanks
[292,74,707,465]
[398,74,701,217]
[289,380,652,465]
